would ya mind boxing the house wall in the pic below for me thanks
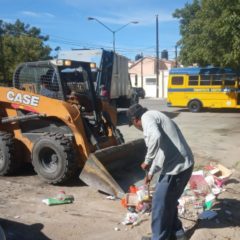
[129,57,174,98]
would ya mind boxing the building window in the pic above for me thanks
[172,76,183,85]
[145,78,156,85]
[188,75,198,86]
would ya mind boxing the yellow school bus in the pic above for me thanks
[167,67,240,112]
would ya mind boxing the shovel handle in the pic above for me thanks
[145,170,150,198]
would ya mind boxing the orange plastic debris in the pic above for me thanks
[129,185,138,193]
[121,197,127,208]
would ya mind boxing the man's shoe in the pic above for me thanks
[141,236,151,240]
[176,231,188,240]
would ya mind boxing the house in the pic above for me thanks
[129,57,175,98]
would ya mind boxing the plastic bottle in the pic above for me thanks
[56,190,66,200]
[42,191,74,206]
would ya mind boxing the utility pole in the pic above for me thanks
[175,45,178,67]
[156,15,159,98]
[141,52,143,87]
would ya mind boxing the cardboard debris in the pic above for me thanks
[209,164,232,187]
[210,164,232,178]
[125,193,139,207]
[122,185,152,208]
[212,164,232,177]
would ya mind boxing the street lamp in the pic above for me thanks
[88,17,138,52]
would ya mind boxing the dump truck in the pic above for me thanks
[0,59,146,198]
[59,49,139,108]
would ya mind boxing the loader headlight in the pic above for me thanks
[90,62,96,69]
[64,60,72,66]
[54,59,72,66]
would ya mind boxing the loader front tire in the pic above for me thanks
[0,132,16,175]
[32,132,76,184]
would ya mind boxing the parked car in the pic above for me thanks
[133,87,145,99]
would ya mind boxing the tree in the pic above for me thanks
[0,20,6,80]
[0,19,51,83]
[173,0,240,70]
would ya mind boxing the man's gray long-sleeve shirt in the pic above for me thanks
[142,110,194,176]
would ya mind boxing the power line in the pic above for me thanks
[44,32,152,51]
[44,33,176,59]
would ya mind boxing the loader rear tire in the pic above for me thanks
[0,132,16,175]
[32,132,77,184]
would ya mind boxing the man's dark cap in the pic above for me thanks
[126,103,148,126]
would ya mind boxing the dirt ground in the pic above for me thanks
[0,99,240,240]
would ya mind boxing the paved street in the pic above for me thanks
[118,98,240,170]
[0,97,239,240]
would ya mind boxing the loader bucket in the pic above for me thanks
[79,139,147,198]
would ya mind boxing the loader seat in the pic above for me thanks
[40,74,58,98]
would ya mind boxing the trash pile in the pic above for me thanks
[178,163,232,220]
[118,163,232,227]
[120,185,153,226]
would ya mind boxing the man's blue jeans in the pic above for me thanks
[151,166,193,240]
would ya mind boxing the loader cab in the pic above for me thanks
[13,61,64,100]
[13,60,97,111]
[59,62,92,96]
[56,60,98,113]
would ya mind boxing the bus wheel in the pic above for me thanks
[188,100,202,112]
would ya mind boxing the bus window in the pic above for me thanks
[224,74,236,86]
[200,74,211,85]
[212,74,222,85]
[172,76,183,85]
[188,75,198,86]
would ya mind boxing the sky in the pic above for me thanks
[0,0,192,60]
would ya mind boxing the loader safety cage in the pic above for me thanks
[13,60,95,102]
[167,67,240,112]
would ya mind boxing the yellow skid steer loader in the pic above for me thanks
[0,59,146,198]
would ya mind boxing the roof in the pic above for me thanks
[169,67,236,75]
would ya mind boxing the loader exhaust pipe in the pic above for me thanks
[79,139,147,198]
